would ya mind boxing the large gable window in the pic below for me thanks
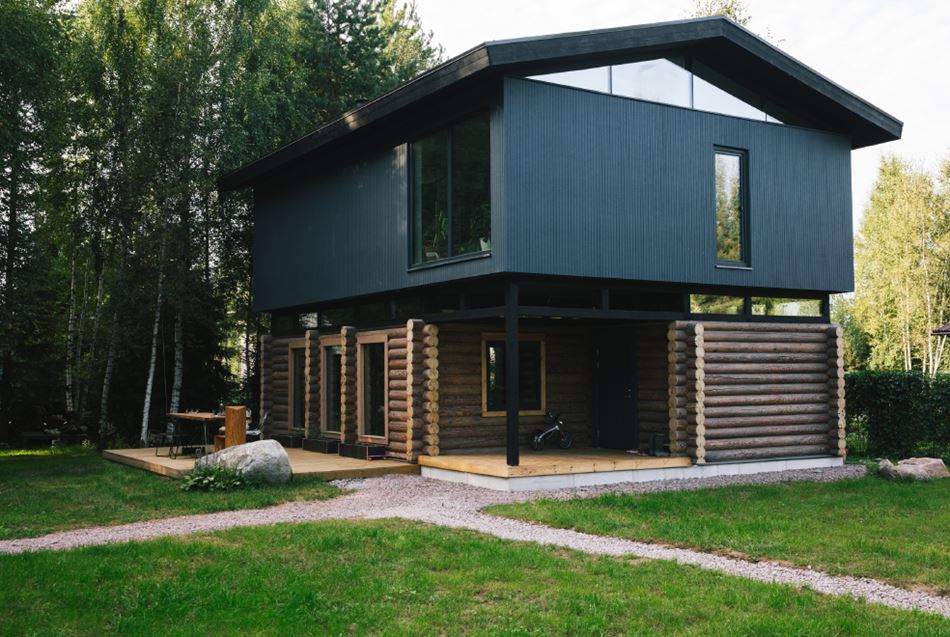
[529,57,785,124]
[411,111,491,265]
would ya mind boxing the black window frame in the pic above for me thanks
[408,111,492,268]
[713,146,751,268]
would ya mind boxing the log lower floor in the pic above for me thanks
[260,317,846,468]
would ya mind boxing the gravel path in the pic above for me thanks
[2,465,948,618]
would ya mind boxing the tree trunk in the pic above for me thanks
[65,248,77,415]
[79,259,104,420]
[74,265,90,417]
[139,239,166,445]
[167,306,184,433]
[98,304,119,450]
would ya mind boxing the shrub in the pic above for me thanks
[180,465,246,492]
[845,371,950,459]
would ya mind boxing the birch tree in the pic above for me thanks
[854,156,950,376]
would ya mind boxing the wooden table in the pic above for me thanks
[167,412,225,452]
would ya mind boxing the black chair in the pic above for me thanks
[147,422,192,459]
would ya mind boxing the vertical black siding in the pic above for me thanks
[252,100,507,311]
[503,77,854,293]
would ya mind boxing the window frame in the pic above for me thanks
[408,111,492,268]
[480,333,547,417]
[713,146,751,268]
[286,338,307,431]
[318,335,343,439]
[356,332,389,443]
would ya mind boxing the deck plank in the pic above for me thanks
[418,448,692,477]
[103,447,419,480]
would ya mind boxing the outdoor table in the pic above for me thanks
[167,412,225,455]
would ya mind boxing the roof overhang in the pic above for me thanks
[219,16,902,192]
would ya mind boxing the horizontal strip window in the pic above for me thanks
[751,297,823,317]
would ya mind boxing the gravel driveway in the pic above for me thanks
[2,464,948,618]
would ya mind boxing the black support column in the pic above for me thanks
[505,282,520,466]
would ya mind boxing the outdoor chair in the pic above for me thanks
[147,423,191,458]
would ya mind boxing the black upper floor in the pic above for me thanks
[226,17,901,315]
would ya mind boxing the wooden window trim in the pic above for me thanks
[318,335,343,439]
[356,332,389,443]
[286,338,306,432]
[480,332,546,417]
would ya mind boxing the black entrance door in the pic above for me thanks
[594,327,639,450]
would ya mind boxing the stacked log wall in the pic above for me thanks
[635,323,670,449]
[436,323,592,452]
[666,322,688,454]
[694,321,838,462]
[269,336,292,433]
[339,326,358,443]
[827,325,847,456]
[303,330,320,438]
[259,335,273,436]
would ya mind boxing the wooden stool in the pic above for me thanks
[224,406,247,448]
[213,435,225,452]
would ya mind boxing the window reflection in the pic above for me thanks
[611,57,690,107]
[528,57,783,124]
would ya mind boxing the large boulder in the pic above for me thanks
[878,457,949,481]
[195,439,292,484]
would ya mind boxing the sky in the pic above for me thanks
[413,0,950,231]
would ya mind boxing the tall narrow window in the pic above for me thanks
[358,337,387,439]
[481,336,545,416]
[290,347,306,429]
[321,344,342,435]
[411,111,491,264]
[714,148,748,265]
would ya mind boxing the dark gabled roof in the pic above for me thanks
[219,16,902,191]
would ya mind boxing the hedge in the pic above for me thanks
[845,371,950,459]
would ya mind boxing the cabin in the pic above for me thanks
[219,17,901,489]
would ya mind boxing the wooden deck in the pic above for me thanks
[418,448,692,478]
[103,447,419,480]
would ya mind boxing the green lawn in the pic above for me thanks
[488,475,950,594]
[1,520,947,636]
[0,447,338,540]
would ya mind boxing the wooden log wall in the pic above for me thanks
[435,323,592,452]
[339,326,358,443]
[635,323,670,450]
[666,323,688,455]
[269,336,292,433]
[386,321,440,460]
[259,335,273,436]
[304,330,320,438]
[827,325,846,456]
[686,321,840,462]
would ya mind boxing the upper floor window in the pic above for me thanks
[714,148,748,265]
[411,111,491,265]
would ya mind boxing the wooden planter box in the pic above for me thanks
[302,438,340,454]
[339,442,387,460]
[271,433,304,448]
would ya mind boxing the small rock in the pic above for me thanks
[878,457,948,481]
[196,439,292,484]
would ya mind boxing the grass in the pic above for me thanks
[487,475,950,594]
[0,447,338,540]
[1,520,947,636]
